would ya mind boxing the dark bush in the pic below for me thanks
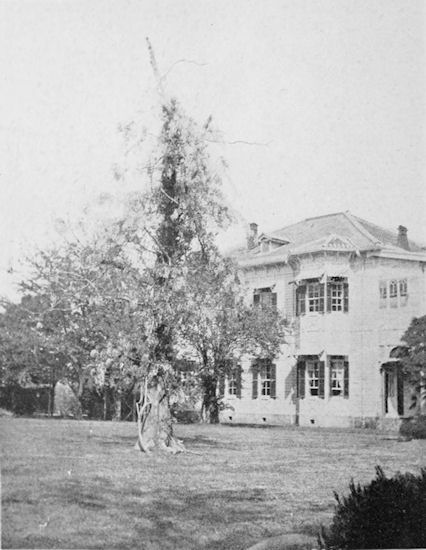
[171,405,201,423]
[320,466,426,549]
[400,415,426,439]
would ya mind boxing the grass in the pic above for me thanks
[1,419,425,549]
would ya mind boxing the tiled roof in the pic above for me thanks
[236,211,426,265]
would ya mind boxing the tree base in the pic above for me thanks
[135,377,186,454]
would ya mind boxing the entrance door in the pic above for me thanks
[397,370,404,416]
[383,367,404,416]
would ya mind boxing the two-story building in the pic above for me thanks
[220,211,426,429]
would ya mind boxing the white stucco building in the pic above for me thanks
[220,212,426,429]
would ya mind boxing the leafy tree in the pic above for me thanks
[129,99,232,451]
[179,253,286,422]
[401,315,426,415]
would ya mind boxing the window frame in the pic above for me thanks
[297,357,325,399]
[329,281,344,311]
[296,277,348,316]
[329,357,344,396]
[379,279,408,308]
[306,359,320,396]
[251,359,276,399]
[228,371,238,396]
[253,287,277,310]
[307,282,323,312]
[260,362,273,397]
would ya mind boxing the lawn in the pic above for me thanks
[1,418,425,549]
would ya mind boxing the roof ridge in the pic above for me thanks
[270,211,347,238]
[343,211,381,246]
[303,211,348,222]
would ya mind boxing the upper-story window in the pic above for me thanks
[253,287,277,310]
[296,278,348,315]
[329,279,344,311]
[307,282,324,312]
[379,279,408,309]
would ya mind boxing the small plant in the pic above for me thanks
[320,466,426,549]
[400,415,426,439]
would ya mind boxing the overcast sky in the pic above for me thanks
[0,0,425,299]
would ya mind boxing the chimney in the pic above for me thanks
[247,222,258,250]
[397,225,410,250]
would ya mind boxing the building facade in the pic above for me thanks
[219,212,426,429]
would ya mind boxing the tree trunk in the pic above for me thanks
[420,373,426,415]
[103,392,108,420]
[113,395,122,421]
[135,377,184,454]
[201,374,219,424]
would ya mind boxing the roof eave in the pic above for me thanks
[237,255,289,268]
[366,248,426,262]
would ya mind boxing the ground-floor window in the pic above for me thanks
[297,356,349,399]
[228,371,238,396]
[297,357,324,399]
[252,359,276,399]
[223,365,242,398]
[329,356,349,397]
[307,360,321,396]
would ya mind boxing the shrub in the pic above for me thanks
[320,466,426,549]
[400,415,426,439]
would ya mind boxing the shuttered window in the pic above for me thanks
[297,361,305,399]
[227,366,242,398]
[329,356,349,398]
[306,359,325,398]
[297,278,349,315]
[379,279,408,308]
[297,357,324,398]
[296,285,306,315]
[326,278,347,312]
[307,283,324,312]
[251,359,276,399]
[253,288,277,310]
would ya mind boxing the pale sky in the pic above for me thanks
[1,0,425,299]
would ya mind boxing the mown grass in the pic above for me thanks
[1,418,425,549]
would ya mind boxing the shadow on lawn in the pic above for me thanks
[38,477,277,549]
[94,434,136,447]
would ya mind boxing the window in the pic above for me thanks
[379,281,387,309]
[252,359,276,399]
[296,357,325,398]
[228,371,238,396]
[296,284,306,315]
[399,279,408,306]
[389,280,398,308]
[296,278,348,315]
[220,365,242,399]
[307,282,324,312]
[253,287,277,310]
[329,280,344,311]
[307,361,320,395]
[261,362,273,396]
[329,356,349,397]
[379,279,408,308]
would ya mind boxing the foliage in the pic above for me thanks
[0,294,68,411]
[400,415,426,439]
[320,466,426,549]
[401,315,426,413]
[1,93,284,442]
[179,252,286,421]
